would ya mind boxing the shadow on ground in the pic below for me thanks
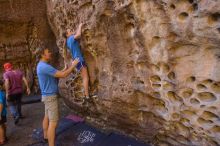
[6,95,150,146]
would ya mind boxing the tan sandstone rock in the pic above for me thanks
[46,0,220,145]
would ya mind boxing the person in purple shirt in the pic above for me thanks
[3,62,30,125]
[63,23,91,100]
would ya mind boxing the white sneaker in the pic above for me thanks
[91,94,98,98]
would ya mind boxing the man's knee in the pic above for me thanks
[49,121,58,128]
[43,116,49,122]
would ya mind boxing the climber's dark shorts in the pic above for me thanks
[76,61,86,72]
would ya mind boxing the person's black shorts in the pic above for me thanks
[0,116,7,125]
[76,61,86,72]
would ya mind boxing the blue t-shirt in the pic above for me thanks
[37,61,58,96]
[66,35,84,62]
[0,91,7,116]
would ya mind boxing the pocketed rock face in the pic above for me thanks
[47,0,220,145]
[0,0,58,92]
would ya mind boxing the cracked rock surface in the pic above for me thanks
[47,0,220,145]
[1,0,220,145]
[0,0,58,93]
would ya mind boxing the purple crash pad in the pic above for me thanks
[65,114,84,123]
[32,114,84,141]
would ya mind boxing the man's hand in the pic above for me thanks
[54,58,80,78]
[79,23,83,27]
[6,93,9,100]
[74,23,83,39]
[27,88,31,95]
[72,58,80,67]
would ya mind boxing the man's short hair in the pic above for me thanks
[35,46,49,60]
[35,47,46,56]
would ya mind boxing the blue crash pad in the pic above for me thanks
[31,115,150,146]
[98,133,149,146]
[27,141,48,146]
[56,122,108,146]
[32,128,43,141]
[32,117,81,141]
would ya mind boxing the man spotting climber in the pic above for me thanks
[36,46,79,146]
[63,23,91,100]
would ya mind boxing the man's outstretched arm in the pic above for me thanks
[4,79,9,99]
[23,77,31,95]
[54,58,79,78]
[62,39,68,69]
[74,23,83,40]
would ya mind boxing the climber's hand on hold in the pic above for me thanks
[71,58,80,67]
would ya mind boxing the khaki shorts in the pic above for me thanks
[42,95,59,122]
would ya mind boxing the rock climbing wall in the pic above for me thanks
[47,0,220,145]
[0,0,58,93]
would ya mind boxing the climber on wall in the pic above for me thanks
[63,23,92,101]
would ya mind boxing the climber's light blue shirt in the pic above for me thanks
[37,61,58,96]
[66,35,84,62]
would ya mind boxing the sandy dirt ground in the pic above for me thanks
[5,97,70,146]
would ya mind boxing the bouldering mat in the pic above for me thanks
[56,122,108,146]
[98,133,150,146]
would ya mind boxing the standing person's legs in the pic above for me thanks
[8,102,16,117]
[0,116,6,144]
[43,95,59,146]
[2,124,6,141]
[76,61,89,98]
[0,125,4,144]
[15,93,22,117]
[7,95,19,124]
[43,116,49,140]
[81,66,89,98]
[48,121,57,146]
